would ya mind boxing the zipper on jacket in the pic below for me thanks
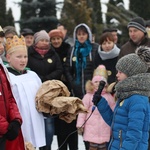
[118,130,122,148]
[108,100,120,149]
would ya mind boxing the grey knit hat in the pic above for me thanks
[127,17,146,33]
[3,26,17,36]
[116,53,148,77]
[34,30,50,45]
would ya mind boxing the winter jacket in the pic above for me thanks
[119,36,150,59]
[0,59,23,150]
[94,44,120,84]
[51,41,71,87]
[27,46,63,82]
[0,61,22,138]
[6,131,25,150]
[97,95,150,150]
[76,90,115,144]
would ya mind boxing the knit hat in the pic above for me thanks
[3,26,17,36]
[93,65,109,80]
[48,29,64,40]
[21,28,34,36]
[146,20,150,27]
[127,17,146,33]
[116,53,148,77]
[34,30,50,45]
[92,65,108,84]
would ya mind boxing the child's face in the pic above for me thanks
[6,50,28,72]
[93,81,100,91]
[101,39,114,52]
[116,71,127,81]
[76,30,88,44]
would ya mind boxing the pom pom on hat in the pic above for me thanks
[127,17,146,33]
[34,30,50,45]
[49,29,64,40]
[116,53,148,77]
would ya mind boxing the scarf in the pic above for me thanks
[115,73,150,100]
[7,65,27,75]
[98,44,120,60]
[75,39,92,83]
[34,45,50,55]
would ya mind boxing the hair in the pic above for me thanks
[0,31,4,37]
[57,23,66,29]
[76,25,88,34]
[99,32,114,45]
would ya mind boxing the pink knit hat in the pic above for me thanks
[48,29,64,40]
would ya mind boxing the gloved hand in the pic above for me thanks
[92,91,102,106]
[5,120,21,141]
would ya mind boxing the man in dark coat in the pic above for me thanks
[119,17,150,59]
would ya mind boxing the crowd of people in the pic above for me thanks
[0,16,150,150]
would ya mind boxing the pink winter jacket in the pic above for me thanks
[76,90,115,144]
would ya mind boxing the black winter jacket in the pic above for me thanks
[64,43,99,99]
[27,46,63,82]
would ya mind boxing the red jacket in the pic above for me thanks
[0,64,24,149]
[0,65,22,136]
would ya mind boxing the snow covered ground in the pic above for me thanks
[36,135,85,150]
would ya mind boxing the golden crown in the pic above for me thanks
[5,35,26,51]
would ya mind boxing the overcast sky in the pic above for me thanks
[6,0,129,33]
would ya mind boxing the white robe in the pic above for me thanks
[8,70,46,147]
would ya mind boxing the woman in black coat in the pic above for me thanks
[64,23,99,150]
[64,23,99,99]
[27,30,63,150]
[49,29,77,150]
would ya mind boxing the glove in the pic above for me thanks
[92,91,102,106]
[5,120,21,141]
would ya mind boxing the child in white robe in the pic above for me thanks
[5,35,46,148]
